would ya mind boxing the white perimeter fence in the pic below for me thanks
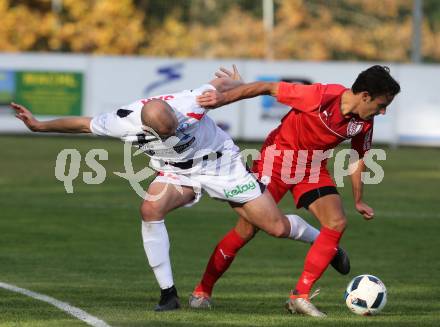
[1,53,439,146]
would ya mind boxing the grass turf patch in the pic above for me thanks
[0,135,439,326]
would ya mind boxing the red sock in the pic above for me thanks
[194,229,247,295]
[295,227,343,295]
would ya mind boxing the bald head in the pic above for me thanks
[141,99,178,137]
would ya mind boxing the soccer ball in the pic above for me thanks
[344,274,387,316]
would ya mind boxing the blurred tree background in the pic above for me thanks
[0,0,439,62]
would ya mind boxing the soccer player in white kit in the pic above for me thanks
[10,67,341,311]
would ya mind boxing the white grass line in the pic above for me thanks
[0,282,113,327]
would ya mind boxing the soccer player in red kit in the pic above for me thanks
[191,65,400,317]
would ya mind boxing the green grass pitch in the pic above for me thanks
[0,135,439,326]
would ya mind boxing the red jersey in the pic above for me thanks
[273,82,373,157]
[253,82,374,206]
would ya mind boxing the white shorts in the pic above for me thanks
[151,153,263,207]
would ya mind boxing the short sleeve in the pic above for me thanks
[176,84,216,120]
[351,123,373,158]
[90,111,127,138]
[276,82,323,112]
[192,83,216,96]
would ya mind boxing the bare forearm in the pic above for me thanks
[217,79,243,93]
[36,117,92,133]
[222,82,277,105]
[351,158,375,219]
[209,78,243,93]
[350,159,365,203]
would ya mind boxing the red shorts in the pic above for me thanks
[251,130,336,208]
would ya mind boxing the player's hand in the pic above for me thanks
[10,102,41,132]
[355,201,374,220]
[215,64,243,82]
[197,90,226,109]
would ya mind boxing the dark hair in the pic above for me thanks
[352,65,400,99]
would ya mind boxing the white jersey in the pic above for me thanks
[90,84,238,173]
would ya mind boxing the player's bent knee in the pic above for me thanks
[241,227,257,242]
[327,215,347,232]
[140,201,166,221]
[235,220,258,241]
[265,222,288,238]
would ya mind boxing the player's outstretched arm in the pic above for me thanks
[198,81,279,109]
[10,102,92,133]
[350,158,374,220]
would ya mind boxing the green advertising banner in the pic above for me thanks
[15,71,83,116]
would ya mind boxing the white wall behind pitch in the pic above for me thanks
[1,53,439,146]
[396,64,440,145]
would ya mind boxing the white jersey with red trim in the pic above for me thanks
[90,84,237,172]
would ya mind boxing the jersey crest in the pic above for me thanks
[347,118,364,137]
